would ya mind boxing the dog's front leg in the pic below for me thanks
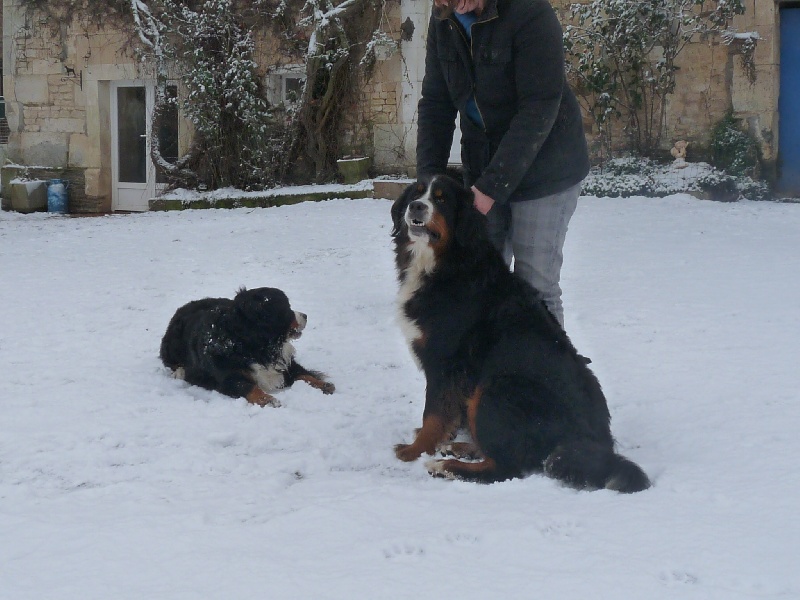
[245,386,281,408]
[288,361,335,395]
[220,373,280,407]
[395,413,450,462]
[395,376,460,461]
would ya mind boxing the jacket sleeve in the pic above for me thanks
[416,17,458,180]
[474,2,565,204]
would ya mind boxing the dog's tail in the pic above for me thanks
[543,441,651,494]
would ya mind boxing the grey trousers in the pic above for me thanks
[484,182,581,327]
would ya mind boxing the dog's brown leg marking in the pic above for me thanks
[415,426,456,440]
[395,414,449,462]
[429,457,498,479]
[297,374,335,395]
[246,387,280,407]
[466,386,483,441]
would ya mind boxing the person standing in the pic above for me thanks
[416,0,590,327]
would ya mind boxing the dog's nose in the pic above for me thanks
[293,311,308,330]
[408,200,428,221]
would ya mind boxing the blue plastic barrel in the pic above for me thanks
[47,179,69,214]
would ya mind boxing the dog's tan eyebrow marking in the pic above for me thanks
[434,188,443,198]
[416,183,425,193]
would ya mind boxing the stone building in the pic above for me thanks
[377,0,800,195]
[2,0,799,213]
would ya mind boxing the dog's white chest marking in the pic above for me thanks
[250,341,296,392]
[396,254,429,352]
[396,189,438,369]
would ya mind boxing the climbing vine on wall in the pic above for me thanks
[563,0,757,160]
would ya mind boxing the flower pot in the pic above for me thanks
[10,180,47,213]
[337,157,371,184]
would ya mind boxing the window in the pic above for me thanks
[266,66,305,107]
[283,75,303,105]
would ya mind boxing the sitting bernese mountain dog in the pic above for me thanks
[160,287,334,407]
[390,175,650,492]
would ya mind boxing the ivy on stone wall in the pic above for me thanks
[563,0,756,161]
[264,0,385,183]
[131,0,285,190]
[19,0,391,188]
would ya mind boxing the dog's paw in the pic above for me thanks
[298,374,335,395]
[250,397,282,408]
[437,441,483,460]
[425,459,458,480]
[246,388,281,408]
[395,443,423,462]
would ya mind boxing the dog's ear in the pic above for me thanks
[391,183,421,237]
[454,187,488,249]
[390,196,405,237]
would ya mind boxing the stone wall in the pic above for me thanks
[3,1,130,212]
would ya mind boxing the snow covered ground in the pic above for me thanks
[1,192,798,599]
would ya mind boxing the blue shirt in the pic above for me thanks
[453,12,484,128]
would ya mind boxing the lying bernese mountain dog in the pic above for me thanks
[160,287,334,407]
[391,175,650,492]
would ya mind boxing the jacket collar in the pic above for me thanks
[478,0,499,21]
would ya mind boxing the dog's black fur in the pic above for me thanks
[160,287,334,406]
[390,175,650,492]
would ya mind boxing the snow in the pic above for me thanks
[9,178,49,192]
[161,181,373,202]
[1,192,798,599]
[722,30,762,43]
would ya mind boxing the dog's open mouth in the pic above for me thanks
[408,220,441,241]
[290,311,307,340]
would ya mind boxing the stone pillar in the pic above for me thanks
[399,0,429,175]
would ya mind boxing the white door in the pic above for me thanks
[111,82,178,211]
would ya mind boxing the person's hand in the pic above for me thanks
[471,186,495,215]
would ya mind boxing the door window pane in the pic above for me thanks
[117,87,147,183]
[284,76,303,104]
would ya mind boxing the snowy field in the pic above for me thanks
[1,192,798,599]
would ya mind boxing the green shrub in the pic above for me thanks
[696,170,738,202]
[709,113,760,177]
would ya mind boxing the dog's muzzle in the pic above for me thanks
[405,200,439,240]
[290,311,307,338]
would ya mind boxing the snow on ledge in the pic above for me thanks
[160,180,374,202]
